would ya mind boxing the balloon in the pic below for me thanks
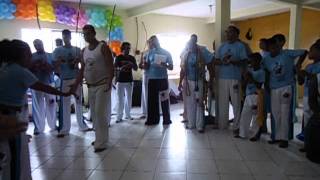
[86,8,107,28]
[54,4,76,26]
[0,0,16,20]
[14,0,36,20]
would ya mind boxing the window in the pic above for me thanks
[157,33,190,79]
[21,28,86,53]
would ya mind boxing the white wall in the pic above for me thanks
[0,19,107,43]
[123,13,215,53]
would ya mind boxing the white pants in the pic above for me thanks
[271,85,292,141]
[186,80,205,130]
[239,94,260,138]
[141,74,148,116]
[0,100,31,180]
[111,85,118,114]
[182,79,188,120]
[218,79,241,130]
[88,84,110,149]
[116,82,133,120]
[32,88,56,133]
[59,79,88,134]
[303,96,312,128]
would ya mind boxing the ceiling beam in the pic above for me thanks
[206,2,290,23]
[303,0,320,4]
[126,0,195,17]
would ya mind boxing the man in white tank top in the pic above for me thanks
[71,25,114,153]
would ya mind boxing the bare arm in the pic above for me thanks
[296,50,308,71]
[101,42,114,91]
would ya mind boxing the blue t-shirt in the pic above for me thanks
[31,52,54,84]
[215,41,248,80]
[263,49,305,89]
[0,63,38,107]
[184,46,214,81]
[246,68,265,95]
[145,48,173,79]
[52,46,81,80]
[304,61,320,97]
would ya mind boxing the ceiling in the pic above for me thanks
[153,0,279,18]
[59,0,320,20]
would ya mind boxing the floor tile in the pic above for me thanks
[120,171,154,180]
[39,157,75,169]
[31,169,63,180]
[55,169,93,180]
[156,159,186,172]
[87,170,122,180]
[67,157,103,170]
[186,159,217,174]
[246,161,283,176]
[154,172,187,180]
[216,160,251,174]
[219,174,255,180]
[187,173,219,180]
[126,157,158,171]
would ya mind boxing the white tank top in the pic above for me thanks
[83,42,108,85]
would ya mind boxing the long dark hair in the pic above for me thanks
[0,39,11,66]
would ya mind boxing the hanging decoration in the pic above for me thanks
[0,0,125,42]
[109,27,124,41]
[109,40,121,56]
[86,8,108,28]
[38,0,55,22]
[13,0,36,20]
[0,0,16,20]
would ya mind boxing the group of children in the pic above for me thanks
[237,34,320,149]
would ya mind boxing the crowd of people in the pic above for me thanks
[0,24,320,179]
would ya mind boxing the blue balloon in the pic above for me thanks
[0,2,9,13]
[9,3,15,13]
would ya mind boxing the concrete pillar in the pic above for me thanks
[214,0,231,47]
[212,0,231,123]
[289,4,302,49]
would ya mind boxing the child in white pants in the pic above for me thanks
[239,53,265,140]
[263,37,307,148]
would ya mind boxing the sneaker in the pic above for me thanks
[125,117,133,120]
[57,134,66,138]
[233,129,240,137]
[279,140,288,148]
[296,133,304,142]
[81,128,94,132]
[33,132,40,136]
[163,120,172,125]
[181,119,188,123]
[116,119,123,123]
[299,147,306,152]
[268,140,280,144]
[250,137,259,142]
[94,147,107,153]
[139,115,146,119]
[198,129,205,133]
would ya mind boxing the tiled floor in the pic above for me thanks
[27,104,320,180]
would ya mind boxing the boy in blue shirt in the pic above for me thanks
[263,37,307,148]
[213,25,248,135]
[0,40,71,180]
[144,35,173,125]
[53,29,90,138]
[30,39,57,135]
[297,43,320,148]
[239,53,265,140]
